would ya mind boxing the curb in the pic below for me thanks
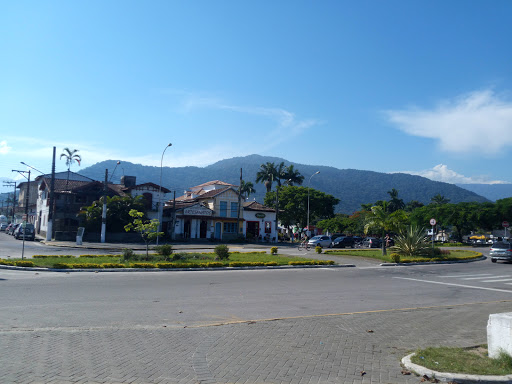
[402,352,512,384]
[0,264,357,273]
[380,256,486,266]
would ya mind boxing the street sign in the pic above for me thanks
[503,221,510,228]
[430,218,436,226]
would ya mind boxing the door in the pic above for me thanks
[246,221,259,240]
[184,220,191,239]
[215,222,221,239]
[200,220,207,238]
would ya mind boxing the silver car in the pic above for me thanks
[490,242,512,263]
[308,235,332,248]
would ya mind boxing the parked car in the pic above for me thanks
[308,235,332,248]
[352,236,363,246]
[0,223,7,231]
[362,237,382,248]
[490,242,512,263]
[14,223,35,241]
[332,236,355,248]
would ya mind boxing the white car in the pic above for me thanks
[308,235,332,248]
[0,223,7,231]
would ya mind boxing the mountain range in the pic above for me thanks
[77,154,492,214]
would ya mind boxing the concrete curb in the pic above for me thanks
[402,352,512,384]
[380,256,486,266]
[0,264,357,273]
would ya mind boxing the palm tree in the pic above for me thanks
[364,202,407,255]
[283,165,304,186]
[240,180,256,199]
[431,194,450,205]
[60,148,82,186]
[256,162,278,193]
[387,188,405,212]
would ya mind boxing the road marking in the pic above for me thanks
[439,273,493,278]
[393,277,512,293]
[459,275,509,280]
[481,278,512,283]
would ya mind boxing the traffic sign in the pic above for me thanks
[503,221,509,228]
[430,218,436,226]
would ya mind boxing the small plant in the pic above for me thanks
[122,248,135,261]
[14,260,35,267]
[315,246,322,254]
[390,253,401,263]
[214,244,230,260]
[154,244,173,257]
[270,246,278,255]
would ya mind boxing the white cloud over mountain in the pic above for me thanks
[400,164,510,184]
[385,89,512,155]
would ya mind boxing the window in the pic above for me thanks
[219,201,227,217]
[230,202,238,218]
[223,222,237,233]
[265,221,272,234]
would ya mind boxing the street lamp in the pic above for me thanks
[109,161,121,182]
[20,162,45,175]
[157,143,172,245]
[307,171,320,237]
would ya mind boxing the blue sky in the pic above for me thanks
[1,1,512,192]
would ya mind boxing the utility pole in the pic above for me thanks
[237,168,242,237]
[3,181,17,223]
[47,147,56,241]
[101,169,108,243]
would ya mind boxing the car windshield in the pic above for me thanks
[310,236,322,240]
[492,242,511,249]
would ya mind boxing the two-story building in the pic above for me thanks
[163,180,277,242]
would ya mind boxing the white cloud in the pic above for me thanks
[385,89,512,155]
[399,164,510,185]
[0,141,11,154]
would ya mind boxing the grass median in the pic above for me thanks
[324,249,482,263]
[1,251,334,269]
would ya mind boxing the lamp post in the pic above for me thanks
[157,143,172,246]
[307,171,320,237]
[109,161,121,182]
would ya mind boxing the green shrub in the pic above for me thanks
[79,254,118,258]
[33,255,50,258]
[390,253,401,263]
[289,261,314,265]
[0,259,14,265]
[154,244,173,257]
[156,263,176,269]
[14,260,35,267]
[315,246,322,254]
[270,247,278,255]
[265,261,278,266]
[214,244,230,260]
[122,248,136,261]
[53,263,70,269]
[316,260,335,265]
[130,263,155,269]
[101,263,126,268]
[71,263,102,269]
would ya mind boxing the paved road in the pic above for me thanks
[1,250,511,384]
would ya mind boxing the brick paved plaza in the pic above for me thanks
[1,300,508,384]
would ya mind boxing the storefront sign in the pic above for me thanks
[255,213,266,218]
[183,207,212,216]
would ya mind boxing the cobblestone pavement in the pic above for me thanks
[1,300,509,384]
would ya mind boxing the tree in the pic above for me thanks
[60,148,81,172]
[431,194,450,205]
[255,162,278,193]
[387,188,405,212]
[283,164,304,186]
[124,209,163,258]
[265,186,339,230]
[78,195,147,232]
[240,180,256,199]
[405,200,424,212]
[363,202,408,255]
[60,147,82,185]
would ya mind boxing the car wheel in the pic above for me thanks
[492,259,497,263]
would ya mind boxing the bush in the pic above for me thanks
[101,263,126,268]
[53,263,70,269]
[130,263,155,269]
[0,259,14,265]
[14,260,35,267]
[265,261,278,266]
[154,244,173,257]
[315,246,322,254]
[71,263,102,269]
[390,253,401,263]
[122,248,136,261]
[270,247,278,255]
[214,244,230,260]
[79,254,118,258]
